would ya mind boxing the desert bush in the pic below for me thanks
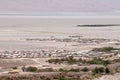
[81,67,89,72]
[26,66,38,72]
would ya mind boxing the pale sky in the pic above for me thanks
[0,0,120,13]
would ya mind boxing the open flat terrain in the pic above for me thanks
[0,17,120,51]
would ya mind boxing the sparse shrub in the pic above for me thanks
[92,47,118,52]
[26,66,38,72]
[81,67,89,72]
[103,60,111,66]
[105,67,110,74]
[69,68,80,72]
[12,67,17,70]
[93,67,106,74]
[93,67,99,74]
[59,68,67,72]
[98,67,105,73]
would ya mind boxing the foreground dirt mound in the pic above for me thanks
[94,73,120,80]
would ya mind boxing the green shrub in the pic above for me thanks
[81,67,89,72]
[103,60,111,66]
[69,68,80,72]
[59,68,67,72]
[93,67,106,74]
[98,67,105,73]
[105,67,110,74]
[26,66,38,72]
[92,47,118,52]
[93,67,99,74]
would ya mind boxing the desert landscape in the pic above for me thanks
[0,16,119,80]
[0,0,120,80]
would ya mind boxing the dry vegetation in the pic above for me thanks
[0,72,92,80]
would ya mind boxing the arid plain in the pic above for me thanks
[0,16,120,80]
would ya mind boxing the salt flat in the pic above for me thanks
[0,16,120,50]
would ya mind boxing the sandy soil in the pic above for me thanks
[94,73,120,80]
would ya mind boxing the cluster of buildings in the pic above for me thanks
[0,50,75,59]
[0,49,119,59]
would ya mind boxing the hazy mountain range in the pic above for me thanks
[0,0,120,13]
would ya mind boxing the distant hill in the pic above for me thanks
[0,0,120,12]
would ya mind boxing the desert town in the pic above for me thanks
[0,35,120,80]
[0,0,120,80]
[0,35,120,59]
[0,48,120,59]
